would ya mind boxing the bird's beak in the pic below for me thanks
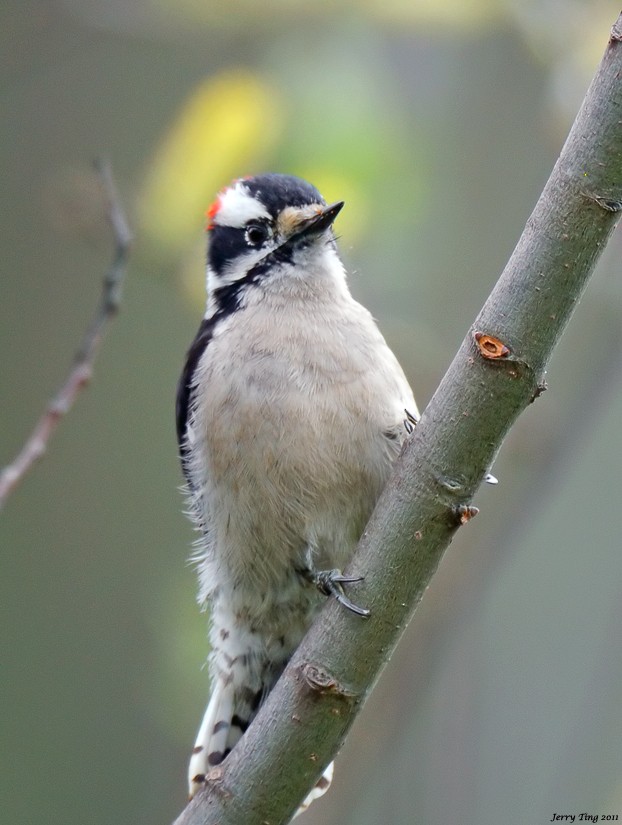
[291,201,345,240]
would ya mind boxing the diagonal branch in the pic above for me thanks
[0,160,132,512]
[173,14,622,825]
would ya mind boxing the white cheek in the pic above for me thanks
[208,250,260,287]
[205,249,268,316]
[222,251,264,285]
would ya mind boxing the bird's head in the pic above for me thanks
[204,173,345,317]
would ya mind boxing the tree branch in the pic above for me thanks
[0,160,132,512]
[173,15,622,825]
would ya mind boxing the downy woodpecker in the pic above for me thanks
[176,173,418,813]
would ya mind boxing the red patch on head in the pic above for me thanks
[205,195,222,231]
[205,177,250,231]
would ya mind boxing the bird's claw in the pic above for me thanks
[314,569,370,618]
[404,408,419,434]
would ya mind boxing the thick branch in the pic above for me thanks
[174,16,622,825]
[0,160,132,511]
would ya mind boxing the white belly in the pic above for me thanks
[186,291,415,612]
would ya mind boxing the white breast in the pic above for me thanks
[187,266,416,613]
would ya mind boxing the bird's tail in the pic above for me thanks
[188,596,333,813]
[188,673,333,816]
[188,671,261,797]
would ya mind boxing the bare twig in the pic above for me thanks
[0,159,132,511]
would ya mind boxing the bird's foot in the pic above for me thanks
[404,408,419,434]
[312,568,370,618]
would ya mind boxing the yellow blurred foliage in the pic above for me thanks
[138,70,284,258]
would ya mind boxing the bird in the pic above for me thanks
[176,173,418,814]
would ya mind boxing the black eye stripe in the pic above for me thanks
[207,226,247,275]
[209,222,274,274]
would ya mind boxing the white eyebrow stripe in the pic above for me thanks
[214,182,270,228]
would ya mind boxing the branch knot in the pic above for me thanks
[299,663,356,699]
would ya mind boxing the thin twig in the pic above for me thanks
[0,159,132,511]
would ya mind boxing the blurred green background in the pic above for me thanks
[2,2,622,824]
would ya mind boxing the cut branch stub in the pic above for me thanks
[473,331,511,360]
[299,663,357,700]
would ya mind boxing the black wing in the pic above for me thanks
[176,317,216,477]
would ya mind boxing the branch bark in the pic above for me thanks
[173,15,622,825]
[0,160,132,511]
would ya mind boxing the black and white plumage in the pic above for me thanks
[176,173,418,814]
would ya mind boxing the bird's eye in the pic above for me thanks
[245,224,270,246]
